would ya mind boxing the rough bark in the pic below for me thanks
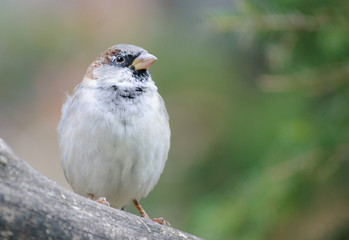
[0,138,201,240]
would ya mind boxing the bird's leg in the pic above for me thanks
[132,199,170,226]
[88,193,110,206]
[88,193,94,200]
[133,199,150,218]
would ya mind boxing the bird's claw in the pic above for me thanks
[152,217,170,226]
[96,197,110,206]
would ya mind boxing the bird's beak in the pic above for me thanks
[130,53,157,71]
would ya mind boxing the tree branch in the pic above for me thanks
[0,138,201,240]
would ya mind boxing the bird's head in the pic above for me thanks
[83,44,157,85]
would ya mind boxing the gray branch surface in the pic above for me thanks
[0,138,202,240]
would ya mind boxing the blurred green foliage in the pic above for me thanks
[181,1,349,239]
[1,1,349,240]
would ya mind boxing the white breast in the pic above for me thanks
[58,82,170,208]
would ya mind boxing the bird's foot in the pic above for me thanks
[88,193,110,206]
[152,217,170,226]
[133,199,170,226]
[96,197,110,206]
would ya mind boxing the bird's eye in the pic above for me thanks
[116,56,125,63]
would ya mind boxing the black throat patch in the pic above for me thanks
[111,85,146,100]
[133,69,149,82]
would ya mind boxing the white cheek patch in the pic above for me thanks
[93,65,133,84]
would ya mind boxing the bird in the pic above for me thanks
[57,44,171,225]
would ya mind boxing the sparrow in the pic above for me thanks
[57,44,171,225]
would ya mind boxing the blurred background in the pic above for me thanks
[1,0,349,239]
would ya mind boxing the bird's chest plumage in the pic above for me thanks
[58,84,170,208]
